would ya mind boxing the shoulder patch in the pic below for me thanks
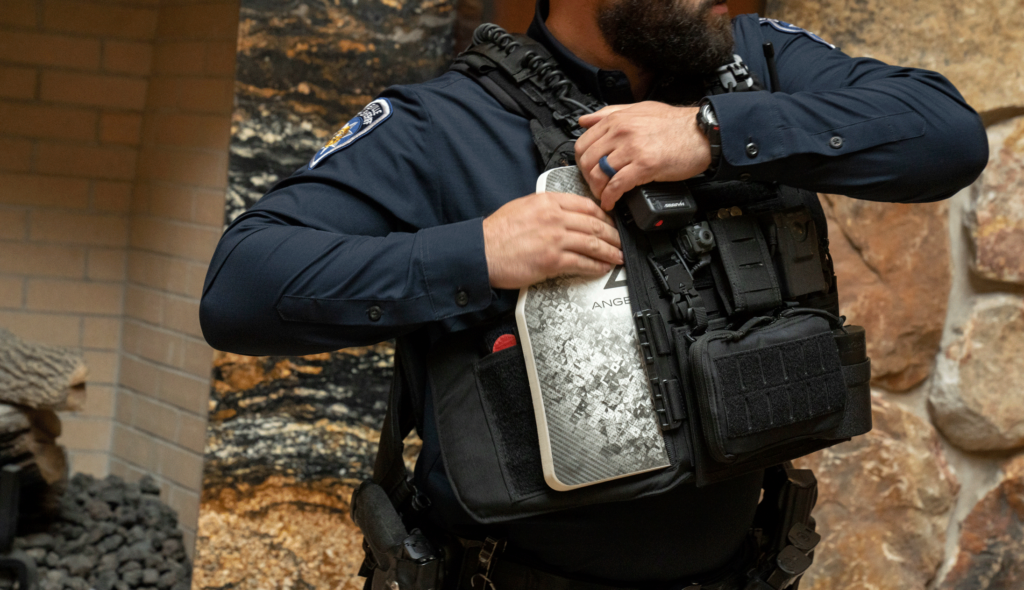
[759,18,836,49]
[309,98,393,169]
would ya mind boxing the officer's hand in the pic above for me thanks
[576,102,712,211]
[482,192,623,290]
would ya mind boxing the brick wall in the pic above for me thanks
[108,0,238,554]
[0,0,239,556]
[0,0,157,478]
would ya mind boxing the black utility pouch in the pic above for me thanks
[427,322,695,524]
[684,311,871,486]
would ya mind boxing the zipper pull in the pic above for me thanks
[732,316,774,340]
[780,307,847,329]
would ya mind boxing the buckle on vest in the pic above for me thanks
[470,537,506,590]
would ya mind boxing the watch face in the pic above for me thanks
[701,103,719,127]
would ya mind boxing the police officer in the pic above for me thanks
[200,0,987,586]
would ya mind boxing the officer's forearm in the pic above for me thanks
[708,71,988,203]
[199,215,493,356]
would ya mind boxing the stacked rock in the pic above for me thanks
[0,328,90,528]
[9,473,191,590]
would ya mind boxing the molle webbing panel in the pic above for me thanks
[708,216,782,314]
[713,332,846,438]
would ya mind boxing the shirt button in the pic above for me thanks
[366,305,383,321]
[745,142,759,158]
[455,290,470,307]
[603,77,616,88]
[829,136,844,149]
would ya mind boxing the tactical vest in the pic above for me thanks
[369,25,872,527]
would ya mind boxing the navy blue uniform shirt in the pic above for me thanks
[201,2,986,584]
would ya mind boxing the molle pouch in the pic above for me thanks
[683,311,872,487]
[764,209,829,300]
[426,321,696,524]
[707,214,783,316]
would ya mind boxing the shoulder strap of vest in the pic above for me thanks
[367,26,605,513]
[450,24,605,170]
[371,345,424,512]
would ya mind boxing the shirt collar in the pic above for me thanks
[526,0,635,105]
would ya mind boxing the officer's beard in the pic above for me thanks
[598,0,735,77]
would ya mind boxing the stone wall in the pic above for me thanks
[195,0,1024,587]
[767,1,1024,588]
[195,347,396,589]
[193,0,455,585]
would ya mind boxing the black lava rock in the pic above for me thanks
[98,553,119,572]
[85,498,114,521]
[98,485,126,507]
[156,570,178,589]
[20,532,57,549]
[115,506,138,527]
[87,521,118,544]
[142,569,160,585]
[121,569,143,587]
[97,533,125,554]
[138,476,160,496]
[24,547,47,562]
[95,570,119,590]
[117,540,152,564]
[6,474,192,590]
[62,554,94,577]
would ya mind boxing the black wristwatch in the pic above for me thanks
[695,99,722,175]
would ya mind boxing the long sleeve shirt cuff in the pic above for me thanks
[706,91,927,181]
[419,217,494,320]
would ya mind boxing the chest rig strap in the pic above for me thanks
[450,25,605,169]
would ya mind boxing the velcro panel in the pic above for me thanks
[714,332,846,438]
[843,358,871,387]
[475,348,547,501]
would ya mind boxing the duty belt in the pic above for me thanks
[352,464,822,590]
[452,536,787,590]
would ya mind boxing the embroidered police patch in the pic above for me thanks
[760,18,836,49]
[309,98,393,169]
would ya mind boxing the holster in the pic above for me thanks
[351,480,444,590]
